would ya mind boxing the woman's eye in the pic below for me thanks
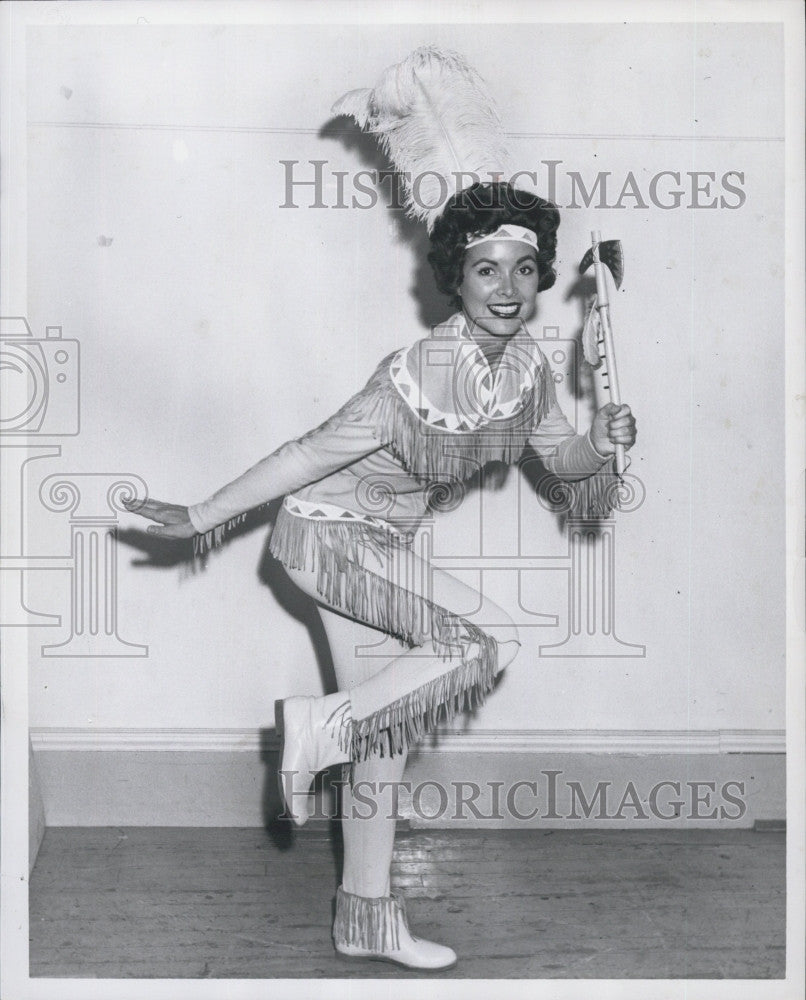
[518,265,535,275]
[477,267,495,277]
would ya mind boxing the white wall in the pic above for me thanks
[24,22,784,736]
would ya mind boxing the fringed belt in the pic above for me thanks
[281,494,409,535]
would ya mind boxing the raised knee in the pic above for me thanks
[493,621,520,668]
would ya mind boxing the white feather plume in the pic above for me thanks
[332,46,511,231]
[582,298,604,368]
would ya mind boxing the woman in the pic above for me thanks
[125,181,637,972]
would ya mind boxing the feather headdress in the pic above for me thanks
[332,46,511,232]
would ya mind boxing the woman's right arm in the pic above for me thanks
[187,415,380,532]
[125,386,384,540]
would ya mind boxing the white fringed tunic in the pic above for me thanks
[188,314,612,758]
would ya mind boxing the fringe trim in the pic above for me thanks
[187,349,556,558]
[191,505,275,561]
[192,512,250,558]
[336,351,554,483]
[269,507,448,649]
[566,456,619,519]
[269,507,500,761]
[333,885,405,953]
[349,629,498,762]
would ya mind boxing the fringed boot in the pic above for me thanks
[332,884,457,971]
[275,693,352,826]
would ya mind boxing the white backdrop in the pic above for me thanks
[24,21,784,734]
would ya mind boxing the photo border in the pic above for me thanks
[1,1,803,998]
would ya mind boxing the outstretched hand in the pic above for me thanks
[590,402,637,458]
[122,497,196,540]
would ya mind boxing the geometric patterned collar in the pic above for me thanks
[389,312,543,432]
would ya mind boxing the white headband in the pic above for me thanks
[465,224,538,250]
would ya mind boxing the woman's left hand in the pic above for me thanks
[590,402,637,457]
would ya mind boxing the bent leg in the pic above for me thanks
[283,533,520,760]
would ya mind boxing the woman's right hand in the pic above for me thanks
[122,497,196,540]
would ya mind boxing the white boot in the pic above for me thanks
[274,693,352,826]
[333,884,457,971]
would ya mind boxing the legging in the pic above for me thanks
[283,534,520,898]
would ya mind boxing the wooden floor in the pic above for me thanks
[29,825,785,980]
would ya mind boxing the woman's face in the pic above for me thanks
[458,240,540,338]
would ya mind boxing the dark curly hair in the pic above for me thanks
[428,182,560,309]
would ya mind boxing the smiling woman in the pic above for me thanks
[429,184,560,306]
[461,240,540,338]
[125,48,636,972]
[127,179,636,971]
[429,184,559,366]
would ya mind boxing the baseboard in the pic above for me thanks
[29,726,786,754]
[30,727,786,829]
[28,738,47,873]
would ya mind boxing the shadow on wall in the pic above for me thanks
[319,116,449,330]
[120,504,343,852]
[119,495,338,702]
[258,729,345,873]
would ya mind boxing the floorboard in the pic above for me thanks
[29,826,785,979]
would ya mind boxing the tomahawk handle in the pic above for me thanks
[613,441,627,478]
[591,230,626,477]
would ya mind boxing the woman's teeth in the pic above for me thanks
[488,303,521,318]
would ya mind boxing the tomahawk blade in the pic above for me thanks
[578,239,624,290]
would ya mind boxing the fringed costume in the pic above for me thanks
[188,312,611,764]
[182,46,620,968]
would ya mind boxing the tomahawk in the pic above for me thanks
[579,231,627,477]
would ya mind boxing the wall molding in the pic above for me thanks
[30,726,786,755]
[30,727,786,828]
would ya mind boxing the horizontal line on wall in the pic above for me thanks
[26,121,784,142]
[29,727,786,755]
[418,729,787,755]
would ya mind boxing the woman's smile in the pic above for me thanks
[487,301,522,318]
[458,240,540,337]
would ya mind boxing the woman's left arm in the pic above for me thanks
[529,398,637,480]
